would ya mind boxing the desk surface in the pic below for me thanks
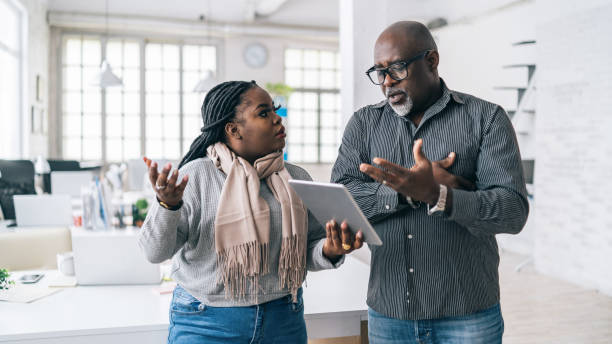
[0,255,370,342]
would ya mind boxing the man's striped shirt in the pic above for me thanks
[331,80,529,320]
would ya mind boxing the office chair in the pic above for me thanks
[0,160,36,220]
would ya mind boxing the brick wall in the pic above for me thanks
[535,0,612,296]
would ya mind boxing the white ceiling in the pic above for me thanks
[47,0,522,29]
[47,0,340,28]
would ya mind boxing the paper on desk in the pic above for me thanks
[0,284,62,303]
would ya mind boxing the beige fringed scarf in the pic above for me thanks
[207,142,308,302]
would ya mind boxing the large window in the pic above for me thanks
[284,48,341,163]
[0,0,24,158]
[60,36,216,162]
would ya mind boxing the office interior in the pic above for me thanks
[1,0,611,342]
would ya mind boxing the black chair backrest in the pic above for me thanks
[0,160,36,220]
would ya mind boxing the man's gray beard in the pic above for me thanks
[390,98,413,117]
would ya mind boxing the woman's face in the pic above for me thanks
[230,86,286,162]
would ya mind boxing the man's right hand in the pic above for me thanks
[432,152,476,191]
[144,157,189,207]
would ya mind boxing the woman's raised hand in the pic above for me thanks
[322,220,364,261]
[143,157,189,207]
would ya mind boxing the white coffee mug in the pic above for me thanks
[57,252,75,276]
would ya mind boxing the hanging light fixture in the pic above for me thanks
[90,0,123,88]
[192,1,218,93]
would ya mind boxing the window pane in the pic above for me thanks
[106,90,122,114]
[147,115,162,138]
[146,139,163,158]
[321,128,336,145]
[303,93,317,110]
[320,93,337,111]
[163,115,180,139]
[164,139,180,159]
[304,128,317,144]
[285,69,303,88]
[303,50,319,68]
[163,71,180,92]
[163,93,180,115]
[106,115,123,138]
[106,41,122,67]
[288,128,303,144]
[63,115,81,137]
[288,145,302,162]
[288,93,303,109]
[303,70,319,88]
[163,45,179,69]
[302,145,317,162]
[123,69,139,91]
[82,138,101,160]
[303,111,318,128]
[64,92,82,113]
[146,70,162,92]
[321,146,337,163]
[64,38,81,65]
[183,45,199,70]
[285,49,302,68]
[320,71,335,89]
[124,115,140,138]
[82,39,101,66]
[83,91,101,113]
[200,46,216,71]
[124,42,140,68]
[146,44,161,69]
[320,51,335,69]
[82,114,101,137]
[124,138,140,159]
[146,94,162,115]
[124,92,140,114]
[288,110,303,128]
[107,138,122,161]
[63,137,82,160]
[0,1,19,51]
[64,67,81,91]
[183,115,201,138]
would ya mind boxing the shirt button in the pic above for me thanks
[409,268,414,273]
[408,234,413,239]
[385,204,390,210]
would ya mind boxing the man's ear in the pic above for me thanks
[225,122,242,140]
[426,50,439,71]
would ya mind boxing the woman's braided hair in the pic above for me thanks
[178,80,257,168]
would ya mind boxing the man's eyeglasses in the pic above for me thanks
[365,50,431,85]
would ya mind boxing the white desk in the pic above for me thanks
[0,256,370,343]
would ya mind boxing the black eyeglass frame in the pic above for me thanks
[365,50,432,85]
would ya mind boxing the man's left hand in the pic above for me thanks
[359,139,440,205]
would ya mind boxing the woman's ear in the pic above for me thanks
[225,122,242,140]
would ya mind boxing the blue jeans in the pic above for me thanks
[168,285,307,344]
[368,304,504,344]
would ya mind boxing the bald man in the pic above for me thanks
[331,21,528,343]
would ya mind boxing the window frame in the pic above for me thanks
[284,47,341,164]
[55,30,222,163]
[0,0,27,158]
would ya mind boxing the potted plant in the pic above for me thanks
[265,82,293,108]
[0,268,14,290]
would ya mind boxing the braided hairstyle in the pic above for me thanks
[179,80,257,168]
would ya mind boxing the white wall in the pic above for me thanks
[18,0,50,158]
[534,0,612,296]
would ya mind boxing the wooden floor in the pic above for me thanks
[310,251,612,344]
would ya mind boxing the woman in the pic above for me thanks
[139,80,363,344]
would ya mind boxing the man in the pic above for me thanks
[331,21,528,343]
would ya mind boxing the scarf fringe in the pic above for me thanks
[278,234,307,303]
[217,241,269,301]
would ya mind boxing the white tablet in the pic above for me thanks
[288,180,383,246]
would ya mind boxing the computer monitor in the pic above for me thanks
[13,194,72,227]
